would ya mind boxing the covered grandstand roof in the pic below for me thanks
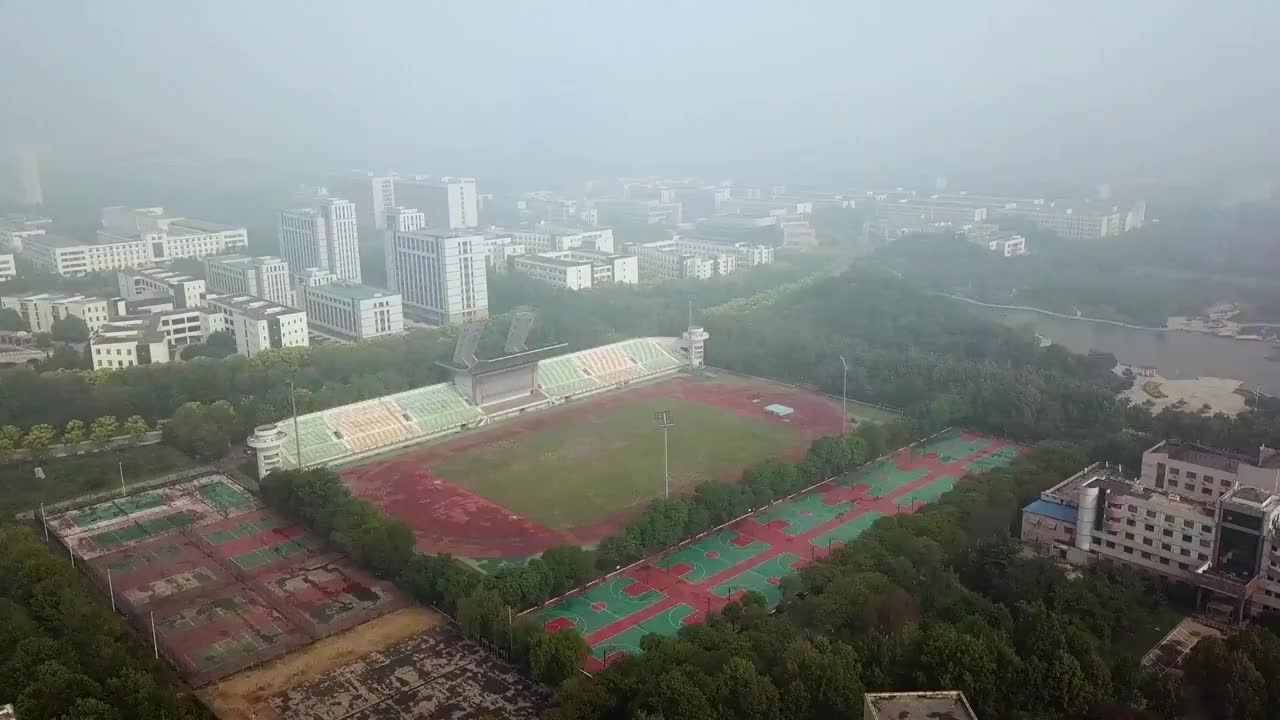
[438,343,568,374]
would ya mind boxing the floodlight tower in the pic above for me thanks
[654,410,675,498]
[839,355,849,434]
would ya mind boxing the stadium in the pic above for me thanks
[248,318,848,564]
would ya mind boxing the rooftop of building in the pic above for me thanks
[207,293,303,320]
[309,282,399,301]
[1222,485,1280,510]
[865,691,977,720]
[5,291,107,304]
[91,308,207,346]
[517,253,592,269]
[24,233,88,249]
[123,268,202,285]
[1044,461,1218,517]
[165,217,241,235]
[1152,439,1270,472]
[206,253,285,267]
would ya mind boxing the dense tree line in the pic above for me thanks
[0,526,211,720]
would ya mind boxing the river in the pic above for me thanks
[964,305,1280,395]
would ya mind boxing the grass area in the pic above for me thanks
[0,444,200,518]
[846,399,901,425]
[1122,605,1186,659]
[432,395,801,529]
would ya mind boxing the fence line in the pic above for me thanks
[700,365,904,416]
[518,427,956,618]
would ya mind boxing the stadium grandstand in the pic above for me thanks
[259,337,687,474]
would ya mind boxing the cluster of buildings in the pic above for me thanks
[1022,439,1280,623]
[873,190,1146,241]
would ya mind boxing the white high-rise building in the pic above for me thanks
[278,197,361,285]
[204,255,295,307]
[327,171,397,229]
[393,177,479,229]
[205,293,310,357]
[385,226,488,325]
[11,145,43,206]
[0,253,15,281]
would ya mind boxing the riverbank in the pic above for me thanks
[928,292,1168,331]
[1114,365,1247,417]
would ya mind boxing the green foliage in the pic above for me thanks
[0,526,208,720]
[89,416,119,446]
[61,419,86,446]
[179,331,236,361]
[161,402,235,461]
[22,424,57,452]
[49,316,90,343]
[530,629,588,685]
[0,307,28,331]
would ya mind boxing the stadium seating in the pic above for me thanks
[282,415,351,467]
[573,345,644,385]
[328,400,413,453]
[537,356,601,397]
[619,339,683,372]
[385,383,484,435]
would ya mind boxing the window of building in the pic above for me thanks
[1202,487,1213,495]
[1187,472,1198,480]
[1159,557,1170,565]
[1146,510,1157,518]
[1142,552,1152,560]
[1143,538,1153,546]
[1181,548,1191,557]
[1162,543,1173,551]
[1183,534,1193,543]
[1162,529,1173,537]
[1125,532,1135,540]
[1145,524,1156,532]
[1170,467,1180,476]
[1184,519,1195,528]
[1178,562,1189,570]
[1128,504,1137,513]
[1124,546,1134,554]
[1127,518,1136,527]
[1105,540,1116,549]
[1198,553,1208,561]
[1169,481,1179,489]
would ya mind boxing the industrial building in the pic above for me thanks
[1022,440,1280,623]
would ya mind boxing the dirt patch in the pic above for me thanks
[199,606,445,719]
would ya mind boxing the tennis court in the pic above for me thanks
[199,480,256,513]
[533,430,1026,671]
[232,536,321,571]
[87,510,198,551]
[205,516,285,545]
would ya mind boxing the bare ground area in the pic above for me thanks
[199,606,445,719]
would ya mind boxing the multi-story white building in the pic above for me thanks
[278,197,361,285]
[1022,440,1280,624]
[204,255,294,307]
[0,253,14,281]
[393,176,479,229]
[0,292,112,333]
[300,281,404,341]
[512,249,639,291]
[205,294,309,357]
[97,207,250,261]
[117,268,206,308]
[477,234,527,269]
[630,239,735,281]
[510,223,615,254]
[89,307,226,370]
[671,234,774,267]
[326,171,397,229]
[385,226,488,325]
[25,233,151,276]
[0,213,51,252]
[875,193,1145,240]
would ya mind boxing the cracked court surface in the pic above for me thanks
[530,430,1024,671]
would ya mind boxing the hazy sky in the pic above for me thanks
[2,1,1277,185]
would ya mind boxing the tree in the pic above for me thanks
[40,342,88,371]
[163,402,234,460]
[122,415,149,445]
[89,415,120,447]
[62,419,87,446]
[181,330,237,360]
[0,424,24,458]
[0,307,27,331]
[21,424,57,456]
[541,545,597,595]
[530,628,588,684]
[50,315,90,343]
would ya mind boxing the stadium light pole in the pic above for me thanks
[839,355,849,434]
[654,411,675,499]
[287,379,303,470]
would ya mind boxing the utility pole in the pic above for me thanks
[839,355,849,434]
[40,501,48,541]
[119,460,126,496]
[654,411,675,499]
[288,379,303,469]
[108,568,115,612]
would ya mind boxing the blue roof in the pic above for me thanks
[1023,499,1077,524]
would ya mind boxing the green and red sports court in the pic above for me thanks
[532,430,1023,671]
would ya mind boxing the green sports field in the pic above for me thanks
[431,395,802,529]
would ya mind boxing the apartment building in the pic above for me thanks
[384,226,488,325]
[510,223,616,254]
[278,197,361,284]
[204,255,294,307]
[205,294,309,357]
[393,176,479,229]
[0,253,14,281]
[89,308,226,370]
[299,281,403,341]
[1022,440,1280,623]
[116,268,206,308]
[0,213,51,252]
[0,292,112,333]
[326,171,397,229]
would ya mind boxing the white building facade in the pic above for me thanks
[204,255,295,307]
[301,282,404,341]
[385,227,488,325]
[278,197,361,285]
[0,253,14,281]
[117,268,206,308]
[510,223,615,254]
[393,177,479,229]
[327,172,397,229]
[205,294,309,357]
[0,292,112,333]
